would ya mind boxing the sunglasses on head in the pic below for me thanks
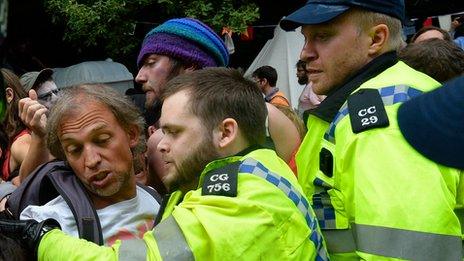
[37,89,59,101]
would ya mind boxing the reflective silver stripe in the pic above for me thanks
[323,229,356,253]
[355,224,462,261]
[324,224,462,260]
[153,216,194,261]
[119,239,147,261]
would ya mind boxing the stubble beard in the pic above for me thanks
[170,135,220,192]
[86,170,131,199]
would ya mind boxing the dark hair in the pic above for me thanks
[252,65,278,87]
[399,38,464,83]
[167,57,188,81]
[1,68,27,141]
[410,26,452,43]
[161,67,267,146]
[46,84,146,159]
[296,60,306,70]
[454,22,464,39]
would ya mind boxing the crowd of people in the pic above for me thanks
[0,0,463,260]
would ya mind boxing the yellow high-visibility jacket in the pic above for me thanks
[296,57,463,260]
[39,148,328,260]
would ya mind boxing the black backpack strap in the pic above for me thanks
[45,169,104,245]
[6,160,64,218]
[137,183,163,204]
[6,160,104,245]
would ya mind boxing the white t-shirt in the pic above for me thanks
[20,185,159,245]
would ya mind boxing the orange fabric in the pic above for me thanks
[288,146,299,177]
[269,91,290,107]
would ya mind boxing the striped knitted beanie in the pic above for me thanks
[137,18,229,68]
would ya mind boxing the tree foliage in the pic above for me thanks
[44,0,259,58]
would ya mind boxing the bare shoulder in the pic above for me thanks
[10,133,32,162]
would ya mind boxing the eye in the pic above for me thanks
[167,129,177,135]
[95,134,111,144]
[313,31,333,42]
[65,144,82,155]
[162,128,178,136]
[145,59,158,67]
[314,33,329,41]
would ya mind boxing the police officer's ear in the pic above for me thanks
[367,24,389,56]
[214,118,239,150]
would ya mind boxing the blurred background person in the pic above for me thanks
[410,26,452,43]
[399,38,464,83]
[252,65,290,107]
[0,68,30,186]
[295,60,325,119]
[20,69,58,110]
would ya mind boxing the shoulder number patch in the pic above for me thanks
[201,162,239,197]
[348,89,389,133]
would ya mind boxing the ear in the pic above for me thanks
[215,118,239,149]
[5,87,14,104]
[261,78,269,86]
[368,24,389,55]
[147,125,157,136]
[127,124,141,149]
[183,64,197,73]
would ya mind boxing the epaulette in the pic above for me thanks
[347,88,389,133]
[202,161,240,197]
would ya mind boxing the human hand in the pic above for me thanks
[0,218,60,252]
[18,90,48,137]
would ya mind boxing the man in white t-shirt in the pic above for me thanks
[18,84,159,245]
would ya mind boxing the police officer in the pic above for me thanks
[0,68,328,260]
[280,0,463,260]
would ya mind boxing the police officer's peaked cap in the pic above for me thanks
[280,0,405,31]
[398,75,464,170]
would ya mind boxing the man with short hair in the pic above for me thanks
[252,65,290,107]
[281,0,463,259]
[0,68,328,260]
[410,26,452,43]
[399,38,464,83]
[17,84,159,245]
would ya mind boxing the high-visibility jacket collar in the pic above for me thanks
[310,51,398,122]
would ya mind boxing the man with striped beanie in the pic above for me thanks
[135,17,229,113]
[136,18,301,179]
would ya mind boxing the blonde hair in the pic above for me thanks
[349,8,404,52]
[273,105,307,140]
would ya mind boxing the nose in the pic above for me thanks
[50,91,59,102]
[157,135,169,154]
[300,41,317,63]
[135,67,147,84]
[83,145,102,170]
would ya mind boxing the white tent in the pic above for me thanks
[53,60,134,94]
[245,24,305,108]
